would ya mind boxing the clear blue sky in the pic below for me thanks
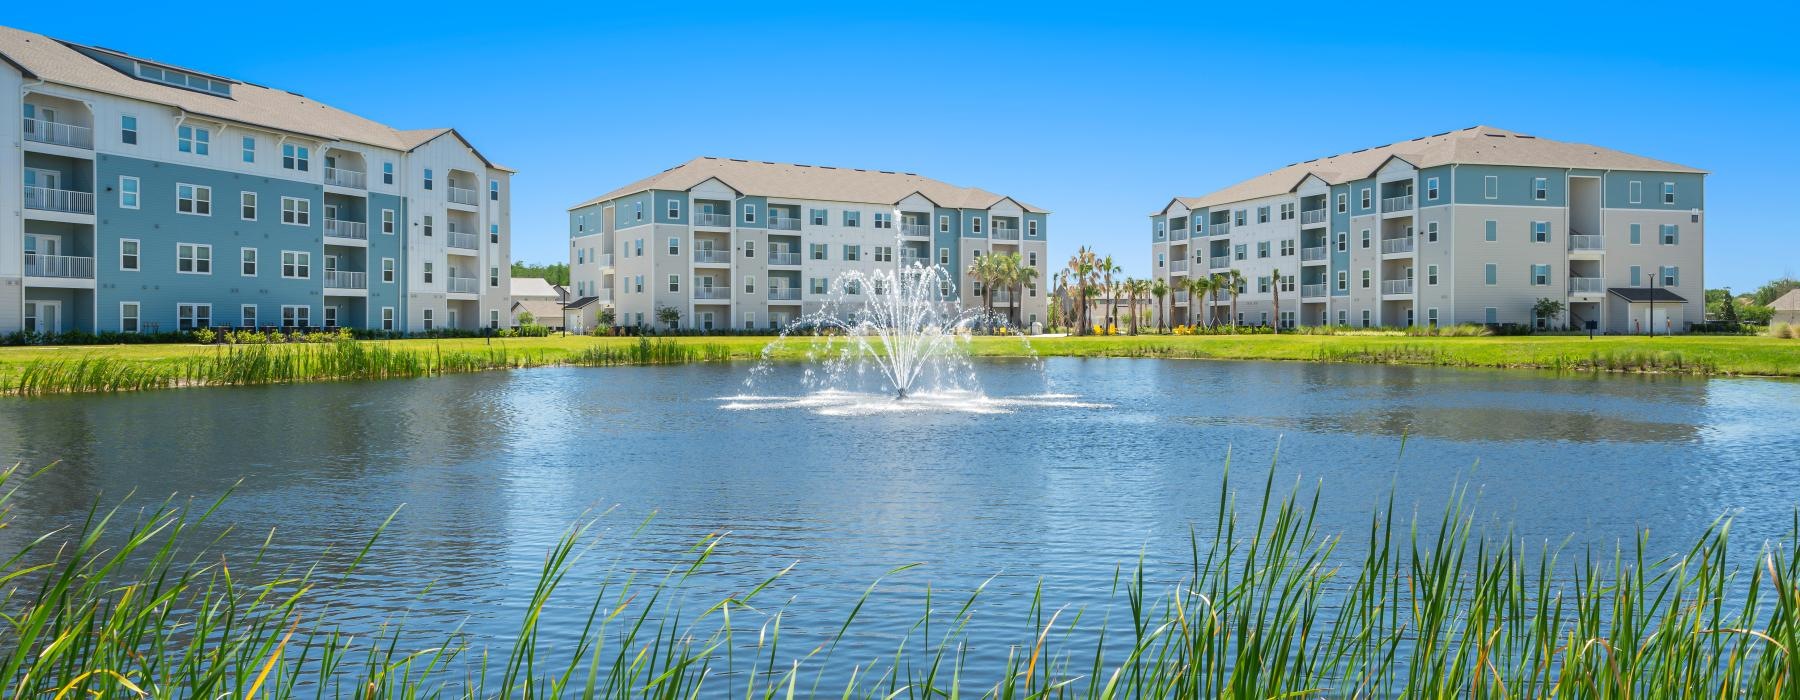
[17,2,1797,291]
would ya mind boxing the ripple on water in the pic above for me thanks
[717,389,1111,415]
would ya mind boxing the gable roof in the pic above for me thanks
[0,25,507,170]
[572,157,1047,213]
[1609,287,1688,303]
[1162,126,1705,213]
[1772,289,1800,311]
[509,277,560,299]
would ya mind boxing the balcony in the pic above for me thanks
[447,186,479,206]
[1569,235,1604,251]
[593,290,614,303]
[1170,259,1189,274]
[694,249,732,264]
[448,232,480,251]
[768,216,802,231]
[24,254,95,279]
[989,290,1015,303]
[902,223,931,237]
[23,118,93,149]
[991,226,1021,240]
[1381,195,1414,213]
[1169,229,1188,242]
[768,287,801,301]
[24,186,94,215]
[597,253,614,268]
[1301,283,1328,299]
[900,252,927,266]
[1382,279,1414,296]
[1210,255,1232,269]
[1569,277,1605,295]
[325,270,367,290]
[1380,237,1415,255]
[324,167,366,189]
[1173,291,1189,303]
[1211,222,1231,236]
[1301,246,1328,262]
[693,287,731,300]
[694,212,732,228]
[768,252,801,266]
[1300,208,1328,226]
[324,218,368,241]
[446,276,480,294]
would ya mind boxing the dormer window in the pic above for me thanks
[134,62,231,96]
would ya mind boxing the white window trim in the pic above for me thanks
[240,247,257,277]
[240,191,257,221]
[281,250,312,279]
[119,301,141,333]
[119,176,140,209]
[241,304,258,328]
[382,258,396,283]
[280,196,311,226]
[176,242,212,275]
[119,238,141,272]
[176,183,211,217]
[1483,175,1499,200]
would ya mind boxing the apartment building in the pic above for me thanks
[1,26,512,335]
[568,158,1050,332]
[1150,126,1704,333]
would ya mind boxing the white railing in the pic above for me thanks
[1381,237,1415,254]
[23,186,94,214]
[901,223,931,237]
[1569,277,1605,294]
[1210,255,1231,269]
[1301,283,1328,299]
[1170,259,1190,274]
[990,226,1021,240]
[597,253,614,268]
[1169,229,1188,241]
[325,270,367,289]
[593,290,614,302]
[448,232,480,250]
[1569,234,1604,251]
[324,219,368,240]
[768,288,801,301]
[446,276,479,294]
[989,291,1015,303]
[1300,208,1328,225]
[1211,222,1231,236]
[1174,291,1190,303]
[693,287,732,300]
[24,254,95,279]
[325,167,366,189]
[768,216,802,231]
[1382,279,1414,295]
[447,186,479,206]
[23,118,93,149]
[694,250,732,264]
[694,212,733,227]
[1382,195,1414,213]
[768,252,801,265]
[1301,246,1328,262]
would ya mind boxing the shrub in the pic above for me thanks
[1772,322,1792,339]
[192,328,216,344]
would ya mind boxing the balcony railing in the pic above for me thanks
[1301,283,1328,299]
[1569,277,1605,294]
[1169,229,1188,241]
[1173,291,1190,303]
[693,287,731,300]
[1211,222,1232,236]
[325,167,366,189]
[1382,279,1414,295]
[1569,234,1604,251]
[1170,259,1189,274]
[768,288,801,301]
[694,212,733,228]
[694,249,732,264]
[1301,246,1328,262]
[594,290,614,302]
[447,186,479,206]
[325,270,367,289]
[22,118,93,149]
[767,216,802,231]
[768,252,801,266]
[23,186,94,214]
[1381,194,1414,213]
[1381,237,1415,255]
[990,226,1021,240]
[448,232,480,250]
[24,254,95,279]
[1210,255,1232,269]
[324,218,368,240]
[1300,208,1328,225]
[597,253,614,268]
[988,290,1015,303]
[901,223,931,237]
[446,276,479,294]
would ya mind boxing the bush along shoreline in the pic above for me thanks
[1,461,1796,697]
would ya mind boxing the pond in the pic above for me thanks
[2,358,1797,682]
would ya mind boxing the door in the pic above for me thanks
[24,301,60,333]
[324,204,339,222]
[323,306,338,328]
[24,169,60,208]
[447,309,458,328]
[24,234,60,275]
[324,255,339,286]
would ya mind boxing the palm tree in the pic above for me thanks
[967,254,995,325]
[1011,255,1039,331]
[1221,270,1245,329]
[1125,278,1151,335]
[1066,248,1099,334]
[1208,273,1227,328]
[1185,276,1212,328]
[1150,278,1169,333]
[1268,268,1285,333]
[1099,255,1120,330]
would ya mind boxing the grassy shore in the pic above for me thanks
[0,332,1793,394]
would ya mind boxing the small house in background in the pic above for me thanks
[510,278,567,330]
[562,296,602,334]
[1774,290,1800,327]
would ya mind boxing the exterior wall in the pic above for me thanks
[1,64,24,331]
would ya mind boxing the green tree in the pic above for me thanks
[1268,269,1285,333]
[1751,278,1800,307]
[1150,278,1170,333]
[511,261,570,285]
[1532,298,1566,330]
[655,306,682,330]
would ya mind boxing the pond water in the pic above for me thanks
[2,358,1797,682]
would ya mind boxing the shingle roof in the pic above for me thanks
[510,298,565,322]
[1159,126,1705,214]
[1609,287,1688,303]
[0,25,509,171]
[509,277,560,299]
[572,157,1046,213]
[563,296,601,310]
[1771,289,1800,311]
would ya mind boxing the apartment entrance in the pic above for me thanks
[24,300,61,333]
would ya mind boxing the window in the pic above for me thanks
[281,305,310,328]
[810,208,827,226]
[1335,193,1347,213]
[281,144,309,171]
[1532,221,1550,243]
[1028,251,1038,266]
[422,168,433,189]
[844,245,861,262]
[280,197,310,225]
[1336,271,1347,291]
[1233,209,1246,226]
[241,136,256,163]
[1362,310,1372,328]
[1257,206,1270,224]
[1359,188,1372,210]
[177,243,211,274]
[1426,221,1439,242]
[667,198,680,219]
[423,262,434,284]
[1234,244,1246,261]
[810,243,827,260]
[1663,182,1676,204]
[1361,229,1372,249]
[382,258,395,283]
[1426,177,1440,200]
[241,304,258,328]
[1257,276,1269,293]
[1661,266,1679,286]
[1361,270,1371,288]
[972,216,985,234]
[1338,310,1347,326]
[1483,175,1498,199]
[1661,224,1679,245]
[939,215,949,232]
[490,180,500,202]
[490,224,499,244]
[382,162,394,185]
[1629,180,1643,204]
[1484,220,1497,242]
[120,115,137,145]
[1484,263,1498,285]
[240,248,257,276]
[1278,203,1294,221]
[874,212,892,229]
[1257,241,1270,259]
[489,267,499,287]
[1484,307,1498,325]
[1028,220,1039,237]
[635,239,644,256]
[939,248,950,264]
[744,204,757,223]
[633,202,642,221]
[1533,177,1548,200]
[1630,223,1641,244]
[281,251,311,279]
[176,184,211,215]
[1427,308,1439,327]
[668,237,680,255]
[744,276,756,294]
[117,176,140,209]
[177,303,211,330]
[119,239,140,271]
[743,312,756,330]
[120,302,140,333]
[177,125,209,155]
[668,274,680,292]
[744,240,755,258]
[1279,239,1294,256]
[634,275,643,293]
[1530,264,1551,286]
[1336,232,1347,252]
[1427,265,1439,285]
[382,307,395,331]
[422,309,435,330]
[810,277,827,295]
[424,215,434,237]
[1630,266,1642,286]
[381,209,394,234]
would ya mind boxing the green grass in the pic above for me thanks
[2,455,1796,698]
[0,332,1794,395]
